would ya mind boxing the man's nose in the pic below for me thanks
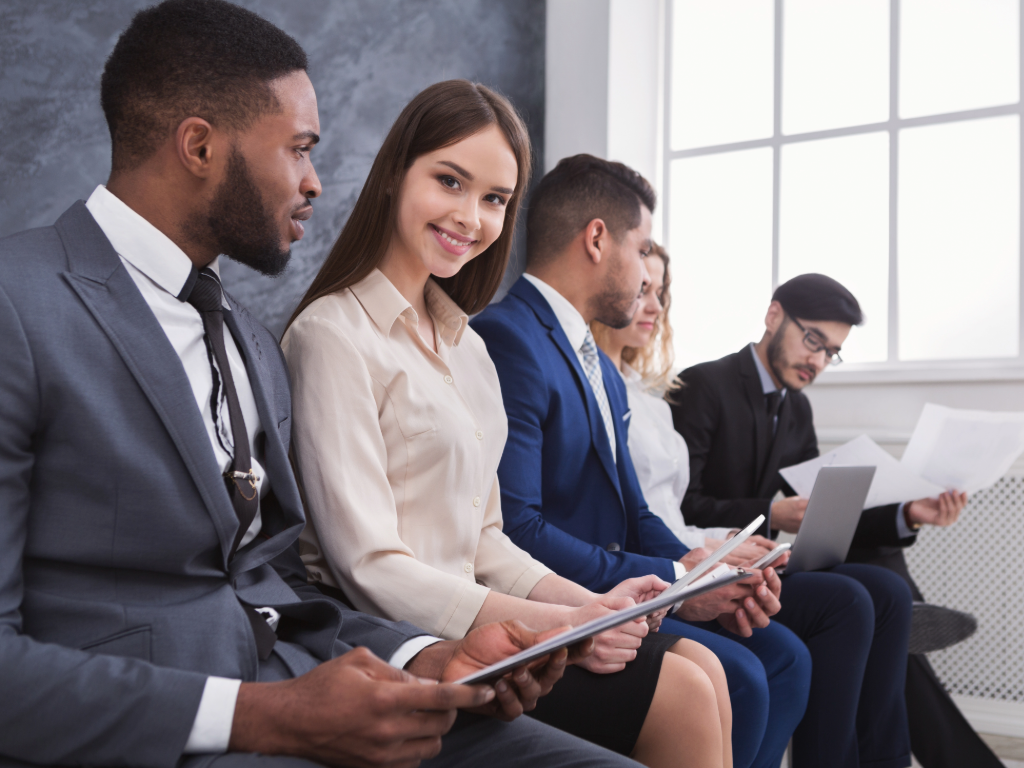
[303,163,322,199]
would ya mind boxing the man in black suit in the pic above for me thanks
[670,273,997,768]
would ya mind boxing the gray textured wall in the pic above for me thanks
[0,0,544,337]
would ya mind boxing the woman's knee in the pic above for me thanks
[668,639,731,708]
[658,652,719,712]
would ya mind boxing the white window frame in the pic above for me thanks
[660,0,1024,385]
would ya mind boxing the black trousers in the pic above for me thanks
[846,546,1002,768]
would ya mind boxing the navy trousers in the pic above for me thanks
[661,616,811,768]
[775,564,913,768]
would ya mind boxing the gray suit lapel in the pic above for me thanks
[55,202,239,564]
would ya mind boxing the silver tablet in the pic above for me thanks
[455,569,750,685]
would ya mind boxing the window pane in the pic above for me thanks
[900,0,1019,118]
[782,0,889,135]
[779,133,890,363]
[898,117,1020,360]
[668,149,774,369]
[671,0,774,150]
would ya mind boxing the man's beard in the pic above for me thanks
[767,318,817,389]
[590,252,640,329]
[188,149,292,277]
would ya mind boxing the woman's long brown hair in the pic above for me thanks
[287,80,532,327]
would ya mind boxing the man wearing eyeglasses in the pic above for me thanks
[670,273,994,768]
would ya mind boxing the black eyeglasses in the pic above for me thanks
[789,316,843,366]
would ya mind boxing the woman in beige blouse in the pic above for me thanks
[283,80,733,768]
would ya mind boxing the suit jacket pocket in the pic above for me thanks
[81,625,152,661]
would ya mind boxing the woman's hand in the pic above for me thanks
[565,597,647,674]
[605,574,671,631]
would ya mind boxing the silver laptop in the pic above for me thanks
[785,465,877,574]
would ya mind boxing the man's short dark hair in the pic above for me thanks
[101,0,308,172]
[526,154,656,267]
[773,273,864,326]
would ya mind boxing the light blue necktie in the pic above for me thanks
[580,330,616,461]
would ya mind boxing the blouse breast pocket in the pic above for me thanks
[384,371,440,439]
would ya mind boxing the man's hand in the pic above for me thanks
[906,491,967,529]
[771,496,808,533]
[680,546,712,572]
[705,534,777,566]
[431,620,583,722]
[230,646,493,767]
[674,567,783,638]
[606,575,671,632]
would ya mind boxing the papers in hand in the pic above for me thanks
[780,434,941,509]
[780,404,1024,507]
[902,404,1024,493]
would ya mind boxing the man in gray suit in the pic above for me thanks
[0,2,639,766]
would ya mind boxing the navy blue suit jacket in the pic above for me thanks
[471,277,688,593]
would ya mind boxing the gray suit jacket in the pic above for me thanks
[0,202,428,767]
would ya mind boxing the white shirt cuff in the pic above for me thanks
[672,560,688,580]
[388,635,444,670]
[895,502,916,539]
[183,676,242,754]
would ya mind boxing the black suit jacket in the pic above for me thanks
[669,346,917,551]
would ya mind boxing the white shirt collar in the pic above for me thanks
[85,184,221,300]
[748,342,786,398]
[522,273,590,354]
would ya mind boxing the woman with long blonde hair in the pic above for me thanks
[592,245,812,768]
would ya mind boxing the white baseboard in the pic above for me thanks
[952,695,1024,738]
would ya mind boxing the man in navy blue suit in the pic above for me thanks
[472,154,913,768]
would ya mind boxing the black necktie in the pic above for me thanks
[184,267,276,659]
[184,268,259,553]
[765,391,782,421]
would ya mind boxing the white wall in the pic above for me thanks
[545,0,611,171]
[546,0,665,240]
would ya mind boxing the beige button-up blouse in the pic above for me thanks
[282,269,551,639]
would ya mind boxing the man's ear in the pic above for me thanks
[765,300,786,335]
[175,117,218,179]
[582,218,610,265]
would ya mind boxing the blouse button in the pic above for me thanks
[473,496,481,507]
[444,375,453,384]
[464,562,473,573]
[475,430,484,440]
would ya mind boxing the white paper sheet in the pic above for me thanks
[779,434,943,509]
[900,404,1024,494]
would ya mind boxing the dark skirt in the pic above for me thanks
[526,631,681,755]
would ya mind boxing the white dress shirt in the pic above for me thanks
[747,344,914,539]
[620,365,733,549]
[84,185,439,755]
[522,273,615,458]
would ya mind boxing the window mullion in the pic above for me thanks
[772,0,783,291]
[888,0,901,363]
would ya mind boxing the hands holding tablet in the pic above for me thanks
[672,566,782,637]
[704,534,792,568]
[428,619,591,721]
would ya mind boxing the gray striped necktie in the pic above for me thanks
[580,330,616,461]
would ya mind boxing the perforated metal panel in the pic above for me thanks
[905,477,1024,703]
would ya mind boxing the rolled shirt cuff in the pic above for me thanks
[183,676,242,754]
[895,502,916,540]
